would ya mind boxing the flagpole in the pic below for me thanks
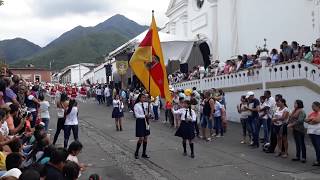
[147,10,154,116]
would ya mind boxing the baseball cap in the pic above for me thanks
[245,91,255,98]
[1,168,21,178]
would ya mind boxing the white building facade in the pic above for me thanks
[60,63,96,85]
[164,0,320,62]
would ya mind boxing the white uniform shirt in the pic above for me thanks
[65,107,79,125]
[95,89,102,96]
[172,108,197,122]
[134,102,150,119]
[39,101,50,119]
[104,88,110,97]
[113,99,124,111]
[265,97,276,118]
[152,96,160,106]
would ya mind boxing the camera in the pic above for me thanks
[23,111,31,118]
[19,108,31,118]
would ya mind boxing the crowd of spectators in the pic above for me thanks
[169,38,320,84]
[0,73,101,179]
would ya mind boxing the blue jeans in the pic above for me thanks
[257,118,269,143]
[153,106,159,120]
[201,115,212,129]
[309,134,320,162]
[41,118,49,131]
[64,125,79,148]
[248,116,259,146]
[214,116,223,136]
[293,130,306,159]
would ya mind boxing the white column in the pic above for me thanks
[231,0,239,56]
[261,57,267,91]
[199,67,205,92]
[209,3,219,60]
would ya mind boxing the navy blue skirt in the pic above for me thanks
[112,107,124,118]
[175,121,195,140]
[136,118,150,137]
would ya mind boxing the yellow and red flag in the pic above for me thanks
[129,13,171,102]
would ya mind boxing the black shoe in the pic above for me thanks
[142,154,150,159]
[292,158,300,162]
[183,152,187,156]
[191,154,195,158]
[301,159,306,163]
[134,152,139,159]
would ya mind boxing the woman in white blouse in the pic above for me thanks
[64,99,79,148]
[112,94,124,131]
[134,94,151,159]
[172,98,197,158]
[272,98,290,158]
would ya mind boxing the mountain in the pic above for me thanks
[11,14,148,70]
[0,38,41,63]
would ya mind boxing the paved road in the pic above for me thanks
[49,100,320,180]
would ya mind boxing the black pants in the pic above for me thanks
[269,124,278,152]
[101,95,105,103]
[193,118,200,136]
[269,124,285,152]
[53,118,65,145]
[64,125,79,148]
[293,130,306,159]
[97,95,102,104]
[165,109,174,126]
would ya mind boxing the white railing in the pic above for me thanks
[172,61,320,91]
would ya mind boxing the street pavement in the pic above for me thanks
[49,100,320,180]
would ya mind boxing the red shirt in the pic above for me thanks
[312,57,320,65]
[165,101,173,109]
[80,87,87,95]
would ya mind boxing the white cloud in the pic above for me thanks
[26,0,111,18]
[0,0,170,47]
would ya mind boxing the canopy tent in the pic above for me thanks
[108,30,195,65]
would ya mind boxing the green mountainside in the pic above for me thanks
[0,38,41,63]
[5,14,147,70]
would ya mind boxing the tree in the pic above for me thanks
[0,0,3,6]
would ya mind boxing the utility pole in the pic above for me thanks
[49,59,54,70]
[79,62,81,85]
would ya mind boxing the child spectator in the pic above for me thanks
[67,141,85,172]
[39,95,50,131]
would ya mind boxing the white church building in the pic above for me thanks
[162,0,320,63]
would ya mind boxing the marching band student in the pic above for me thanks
[134,94,151,159]
[80,86,87,103]
[172,98,197,158]
[50,86,56,104]
[112,94,124,131]
[71,86,78,100]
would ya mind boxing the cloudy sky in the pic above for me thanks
[0,0,171,47]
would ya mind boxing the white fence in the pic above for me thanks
[173,61,320,91]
